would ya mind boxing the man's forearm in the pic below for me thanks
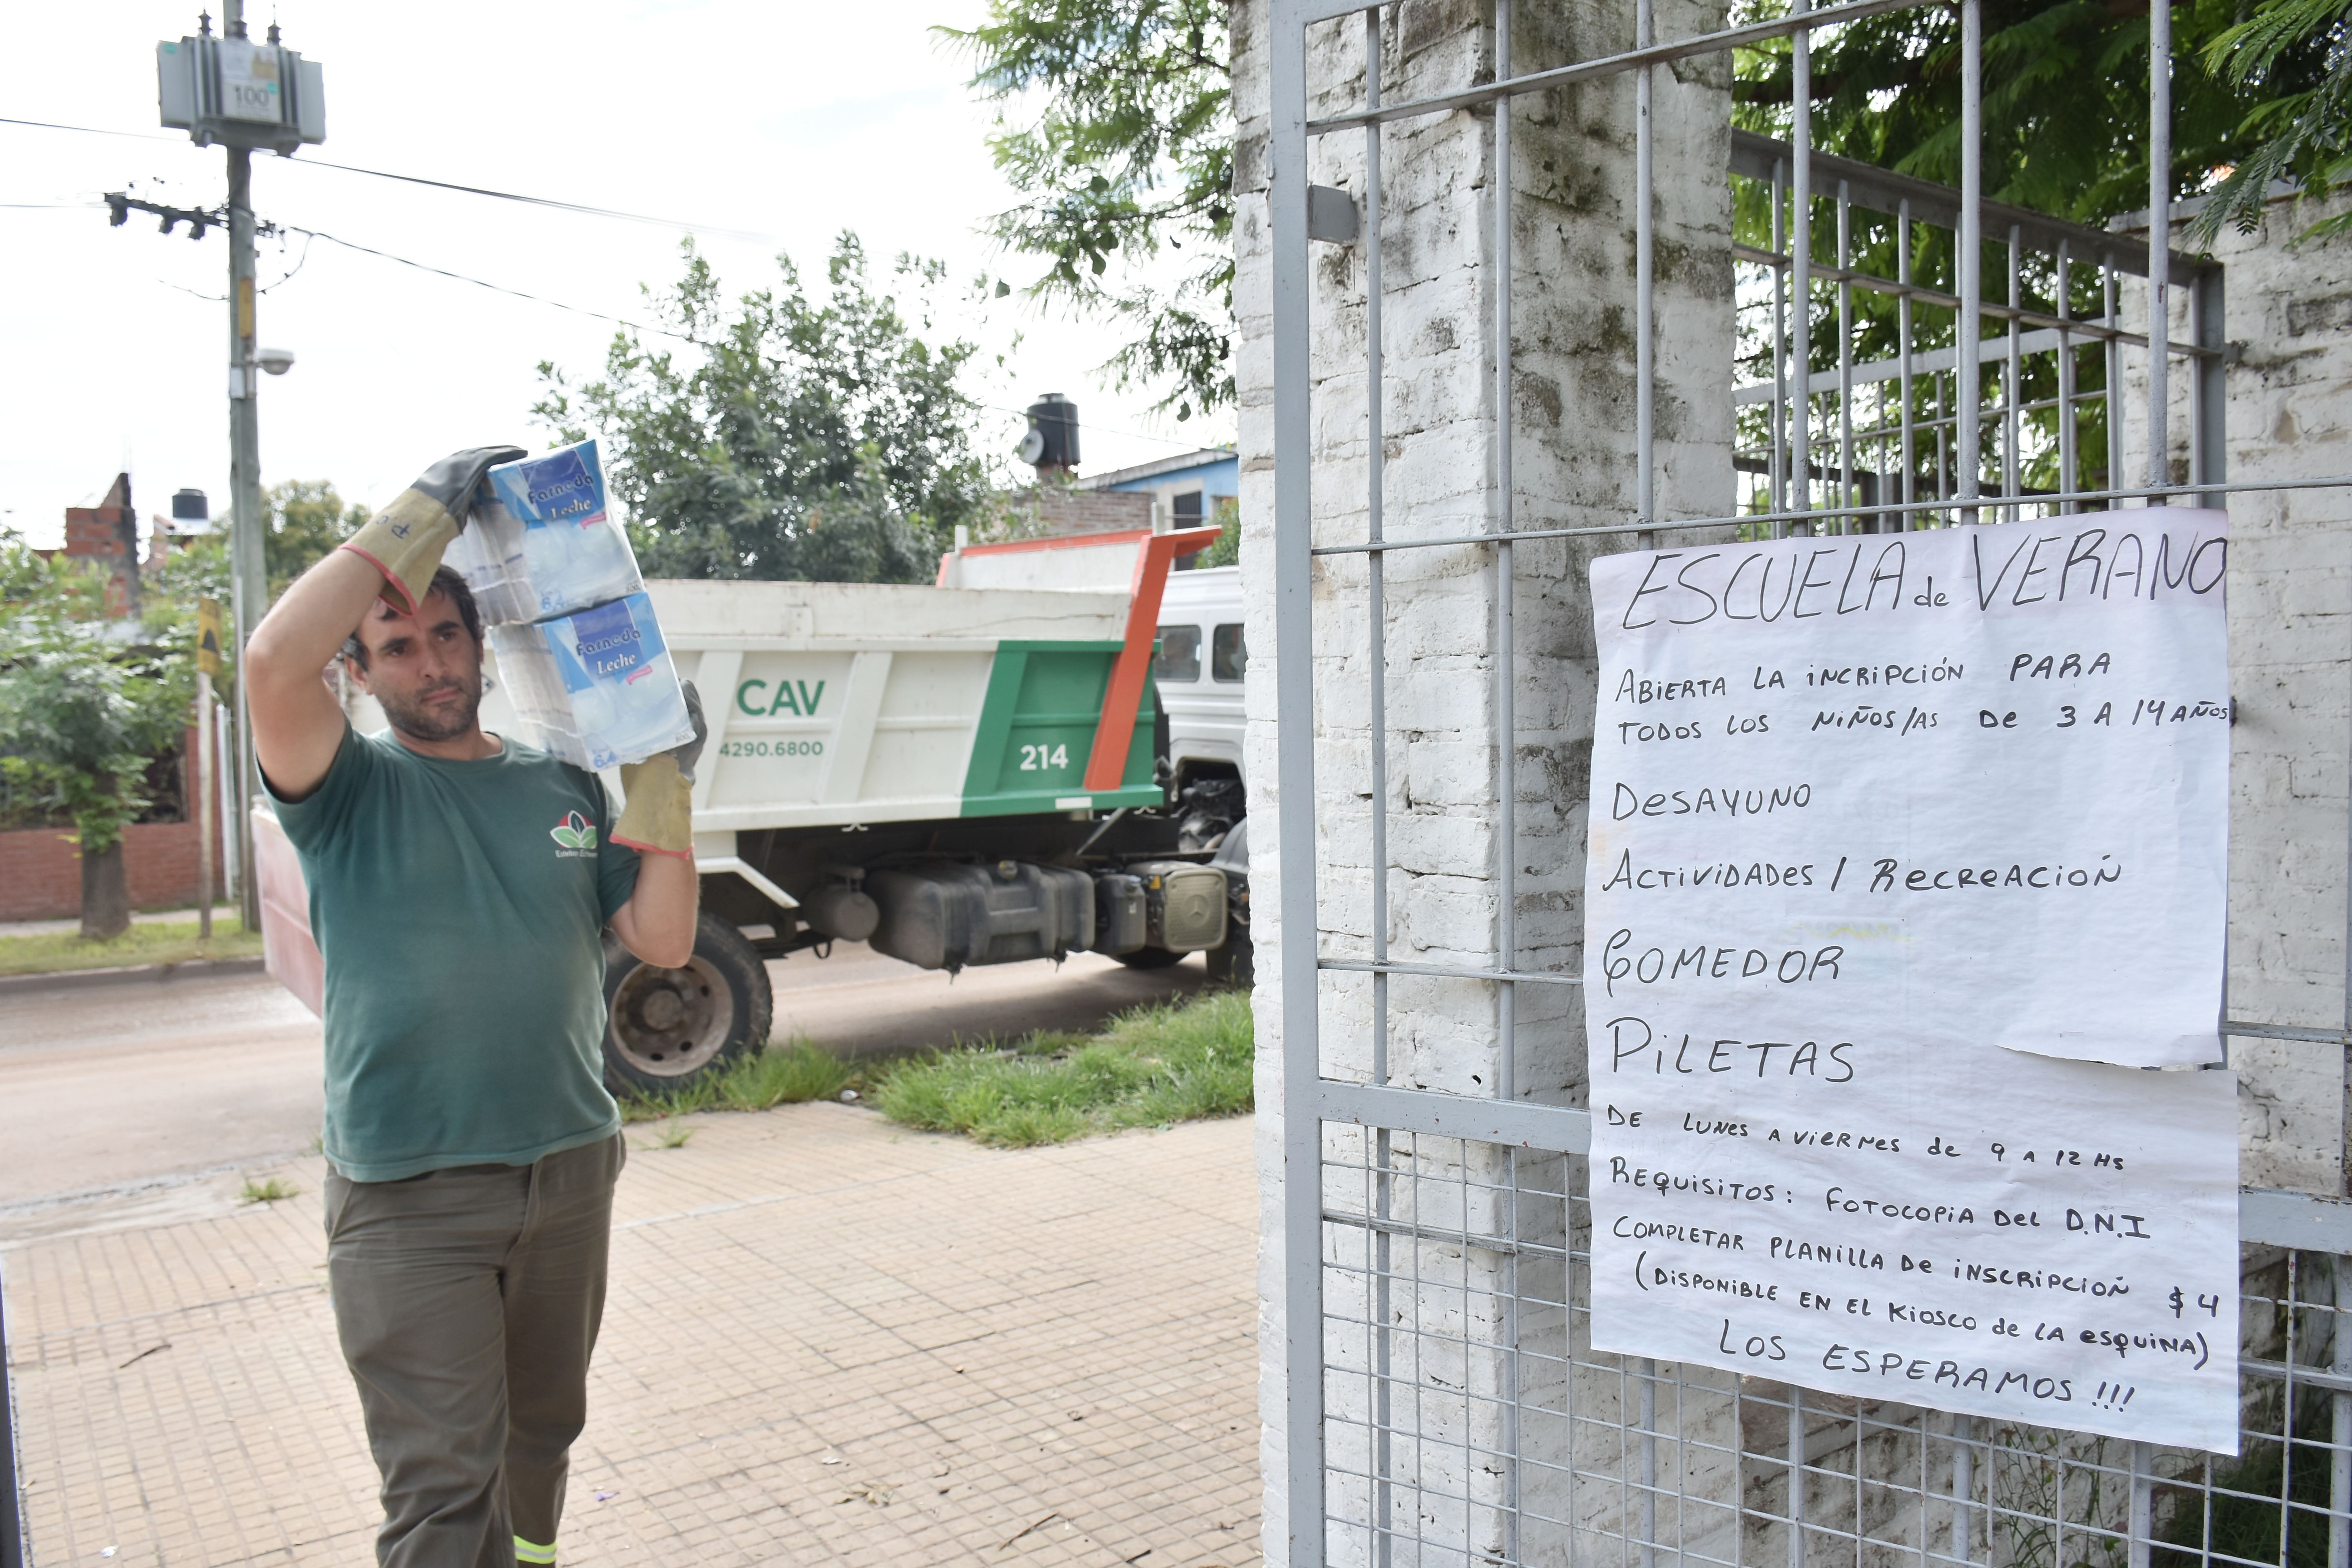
[615,853,699,969]
[247,549,385,692]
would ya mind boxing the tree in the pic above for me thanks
[1732,0,2281,228]
[940,0,1233,421]
[2189,0,2351,246]
[0,537,194,939]
[1726,0,2342,502]
[265,479,369,598]
[535,236,987,583]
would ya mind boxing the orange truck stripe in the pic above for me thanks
[1082,526,1224,792]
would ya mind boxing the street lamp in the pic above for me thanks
[256,347,294,376]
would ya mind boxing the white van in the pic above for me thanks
[1153,565,1245,849]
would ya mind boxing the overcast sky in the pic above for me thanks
[1,2,1230,548]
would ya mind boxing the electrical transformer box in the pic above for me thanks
[157,36,325,152]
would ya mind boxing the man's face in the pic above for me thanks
[348,592,484,742]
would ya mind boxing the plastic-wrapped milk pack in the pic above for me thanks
[446,439,642,624]
[488,592,696,772]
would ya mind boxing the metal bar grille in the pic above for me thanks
[1267,2,2352,1566]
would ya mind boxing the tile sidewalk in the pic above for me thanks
[6,1105,1262,1566]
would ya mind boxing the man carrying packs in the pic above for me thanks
[245,446,703,1567]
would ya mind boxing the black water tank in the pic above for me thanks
[171,488,209,522]
[1024,393,1080,470]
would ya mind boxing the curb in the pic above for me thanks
[0,956,270,996]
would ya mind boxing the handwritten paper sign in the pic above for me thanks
[1584,512,2239,1453]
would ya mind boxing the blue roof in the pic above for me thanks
[1083,450,1239,498]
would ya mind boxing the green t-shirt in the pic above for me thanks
[269,726,639,1181]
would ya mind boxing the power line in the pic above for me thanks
[278,223,701,341]
[2,114,773,240]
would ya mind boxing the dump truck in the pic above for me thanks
[252,524,1251,1092]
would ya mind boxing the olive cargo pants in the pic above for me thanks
[324,1134,624,1568]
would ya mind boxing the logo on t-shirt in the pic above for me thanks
[550,811,598,858]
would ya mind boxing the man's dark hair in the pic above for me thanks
[341,565,483,670]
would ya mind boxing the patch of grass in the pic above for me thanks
[0,917,262,977]
[871,989,1254,1148]
[238,1176,299,1205]
[637,1119,696,1150]
[617,1038,853,1124]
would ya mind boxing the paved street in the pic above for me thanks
[0,944,1207,1214]
[7,1104,1261,1566]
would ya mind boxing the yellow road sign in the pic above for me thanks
[196,596,223,675]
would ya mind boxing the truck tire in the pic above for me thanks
[603,912,773,1095]
[1114,946,1188,971]
[1205,926,1254,989]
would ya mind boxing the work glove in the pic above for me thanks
[612,681,707,860]
[338,445,525,615]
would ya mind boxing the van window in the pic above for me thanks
[1155,625,1202,682]
[1212,623,1246,682]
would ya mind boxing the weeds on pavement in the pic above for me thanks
[616,1038,849,1123]
[238,1176,299,1205]
[871,989,1254,1148]
[613,990,1254,1149]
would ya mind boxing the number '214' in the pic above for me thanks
[1019,743,1070,772]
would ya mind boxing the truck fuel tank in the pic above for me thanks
[867,860,1096,973]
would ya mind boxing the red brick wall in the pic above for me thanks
[0,730,228,921]
[995,488,1155,538]
[0,820,226,921]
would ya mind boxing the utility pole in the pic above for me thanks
[151,4,324,931]
[223,1,266,933]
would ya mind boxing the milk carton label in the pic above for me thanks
[495,445,607,530]
[494,592,695,772]
[561,598,658,687]
[447,439,642,624]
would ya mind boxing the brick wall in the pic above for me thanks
[0,731,228,921]
[994,487,1154,538]
[0,820,224,921]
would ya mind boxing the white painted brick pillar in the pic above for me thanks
[1234,1,1733,1557]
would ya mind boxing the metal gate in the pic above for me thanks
[1263,2,2352,1564]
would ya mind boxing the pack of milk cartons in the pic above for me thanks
[448,439,643,623]
[461,440,697,772]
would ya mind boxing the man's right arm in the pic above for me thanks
[245,550,385,800]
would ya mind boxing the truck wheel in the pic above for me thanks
[1114,946,1188,971]
[1205,926,1254,989]
[603,912,773,1095]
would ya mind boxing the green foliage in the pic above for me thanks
[536,236,986,584]
[0,583,194,855]
[615,1038,853,1122]
[264,480,368,598]
[2152,1412,2333,1568]
[1733,0,2282,228]
[237,1176,299,1205]
[1191,494,1240,570]
[611,990,1254,1149]
[872,989,1254,1147]
[940,0,1233,419]
[1733,0,2343,265]
[2189,0,2352,247]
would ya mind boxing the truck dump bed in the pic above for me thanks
[644,579,1166,833]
